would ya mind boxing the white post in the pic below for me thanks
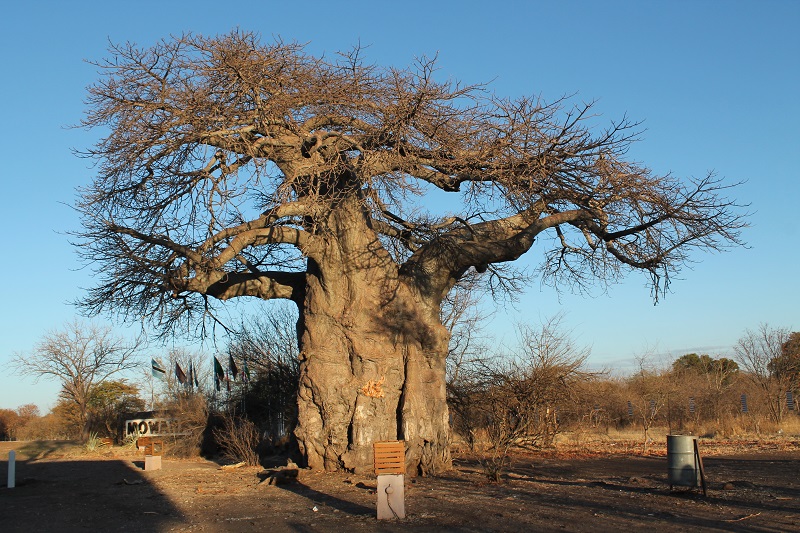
[377,474,405,519]
[8,450,15,489]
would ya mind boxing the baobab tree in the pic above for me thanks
[74,31,746,474]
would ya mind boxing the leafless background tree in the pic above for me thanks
[627,353,675,452]
[74,31,746,473]
[138,347,212,455]
[223,303,301,443]
[735,323,793,424]
[444,277,494,452]
[148,347,209,403]
[475,315,594,479]
[11,321,142,441]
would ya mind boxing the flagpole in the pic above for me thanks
[242,357,247,414]
[151,358,167,410]
[226,372,231,414]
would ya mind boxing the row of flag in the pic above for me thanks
[212,355,251,391]
[151,355,251,391]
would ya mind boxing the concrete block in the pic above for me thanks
[377,474,405,519]
[144,455,162,471]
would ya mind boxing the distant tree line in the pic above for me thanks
[5,317,797,477]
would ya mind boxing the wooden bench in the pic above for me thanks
[137,436,164,456]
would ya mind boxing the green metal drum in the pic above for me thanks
[667,435,699,487]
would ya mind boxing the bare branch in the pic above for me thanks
[74,30,747,336]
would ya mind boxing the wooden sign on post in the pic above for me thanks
[137,436,164,455]
[138,436,164,471]
[373,440,406,519]
[373,440,405,475]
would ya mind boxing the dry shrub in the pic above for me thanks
[213,414,261,466]
[480,443,512,483]
[159,394,209,457]
[15,413,72,441]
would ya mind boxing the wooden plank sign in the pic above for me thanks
[137,436,165,456]
[373,440,405,475]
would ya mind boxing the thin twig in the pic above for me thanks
[724,512,761,522]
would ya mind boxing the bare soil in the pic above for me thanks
[1,439,798,532]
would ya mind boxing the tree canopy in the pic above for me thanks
[769,331,800,384]
[672,353,739,376]
[75,31,746,335]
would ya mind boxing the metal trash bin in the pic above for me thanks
[667,434,700,488]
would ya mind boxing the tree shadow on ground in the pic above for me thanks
[0,455,185,532]
[277,479,374,517]
[14,440,82,461]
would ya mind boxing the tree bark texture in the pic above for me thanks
[294,204,451,475]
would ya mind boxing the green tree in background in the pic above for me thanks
[768,332,800,387]
[87,380,146,438]
[672,353,738,381]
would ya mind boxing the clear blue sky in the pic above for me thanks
[1,1,798,411]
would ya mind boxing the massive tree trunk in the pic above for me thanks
[293,202,452,475]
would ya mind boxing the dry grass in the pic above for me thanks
[5,415,798,467]
[450,418,800,464]
[548,421,800,458]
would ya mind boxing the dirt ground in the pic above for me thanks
[1,439,798,532]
